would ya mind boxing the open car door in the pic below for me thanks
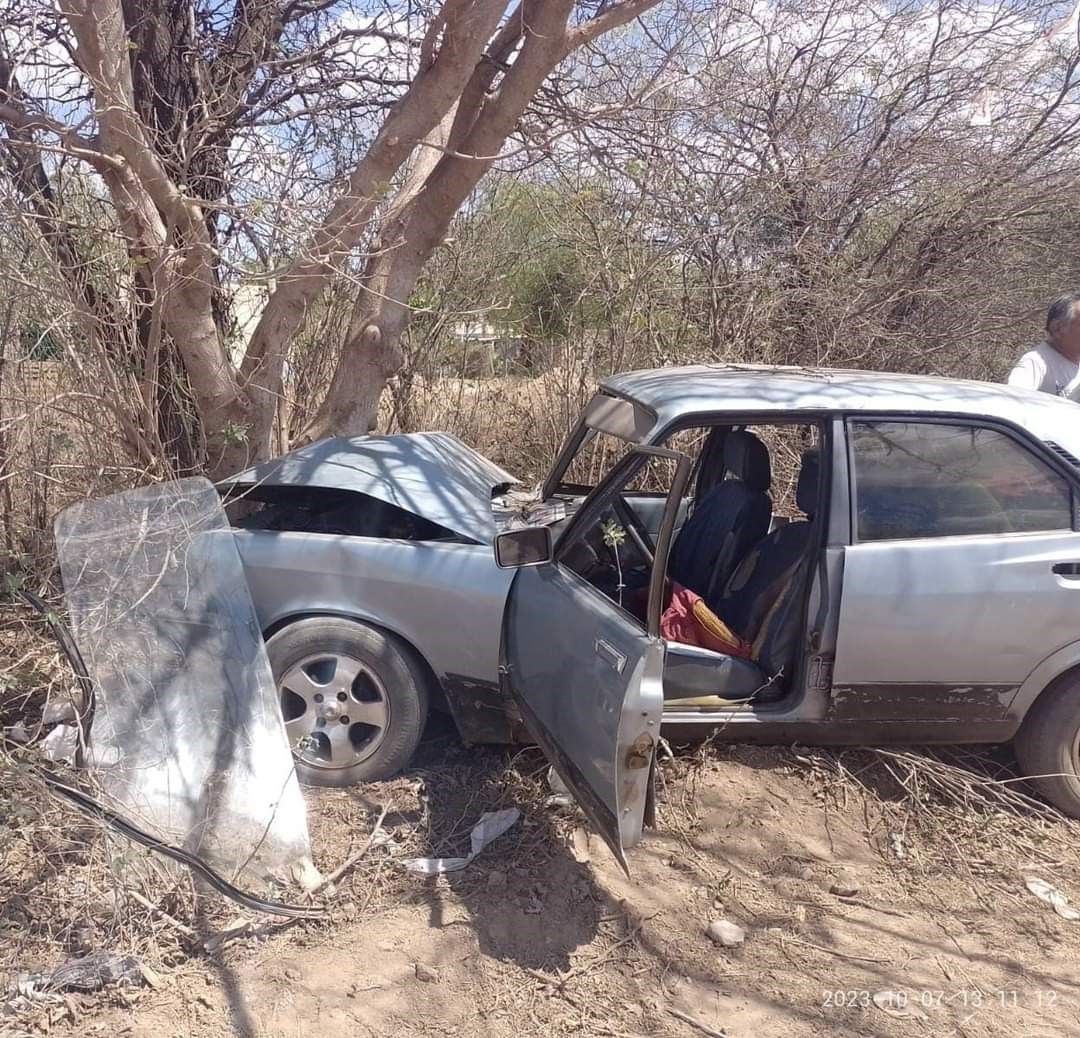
[500,446,691,871]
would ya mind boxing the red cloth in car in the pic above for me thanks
[660,581,752,658]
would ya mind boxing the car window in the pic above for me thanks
[850,421,1072,541]
[561,429,633,491]
[559,451,682,621]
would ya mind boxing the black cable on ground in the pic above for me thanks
[40,774,325,920]
[14,588,325,921]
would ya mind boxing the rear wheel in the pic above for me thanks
[1014,674,1080,818]
[266,617,428,787]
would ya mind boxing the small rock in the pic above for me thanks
[705,919,745,948]
[829,870,860,897]
[486,869,507,891]
[798,865,816,881]
[414,962,439,983]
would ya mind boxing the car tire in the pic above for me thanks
[1014,674,1080,818]
[266,616,429,787]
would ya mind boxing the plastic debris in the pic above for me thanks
[545,765,574,808]
[41,723,78,764]
[705,919,746,947]
[404,808,520,875]
[1025,876,1080,921]
[18,951,144,998]
[42,696,77,725]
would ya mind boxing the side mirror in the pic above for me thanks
[494,526,553,569]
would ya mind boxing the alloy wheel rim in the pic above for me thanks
[279,652,390,769]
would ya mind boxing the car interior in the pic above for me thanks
[559,421,825,711]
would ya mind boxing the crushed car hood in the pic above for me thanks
[222,432,518,544]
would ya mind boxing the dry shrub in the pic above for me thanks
[382,360,600,484]
[0,605,213,1007]
[1,358,150,583]
[792,745,1080,893]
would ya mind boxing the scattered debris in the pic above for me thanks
[705,919,745,948]
[40,723,77,764]
[404,808,519,875]
[546,793,574,809]
[1025,876,1080,921]
[872,990,928,1019]
[18,951,145,998]
[545,766,574,808]
[42,695,77,725]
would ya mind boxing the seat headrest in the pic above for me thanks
[796,447,821,516]
[722,431,771,493]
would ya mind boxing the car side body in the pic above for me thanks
[222,365,1080,857]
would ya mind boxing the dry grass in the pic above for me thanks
[790,744,1080,897]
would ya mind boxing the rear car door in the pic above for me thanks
[833,418,1080,721]
[501,446,691,870]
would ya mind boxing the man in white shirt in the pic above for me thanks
[1008,293,1080,399]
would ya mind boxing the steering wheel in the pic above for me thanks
[612,495,655,567]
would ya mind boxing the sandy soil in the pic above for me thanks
[20,737,1078,1038]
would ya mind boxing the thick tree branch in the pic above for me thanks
[238,0,511,401]
[564,0,658,53]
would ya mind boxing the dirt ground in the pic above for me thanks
[7,729,1076,1038]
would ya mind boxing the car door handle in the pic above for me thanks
[1052,562,1080,578]
[594,639,626,673]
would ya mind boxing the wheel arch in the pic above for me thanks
[1011,642,1080,729]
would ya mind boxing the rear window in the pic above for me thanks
[850,421,1073,541]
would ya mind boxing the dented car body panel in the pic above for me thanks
[225,431,517,544]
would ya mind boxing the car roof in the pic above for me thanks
[601,364,1080,443]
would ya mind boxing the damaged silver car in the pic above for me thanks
[222,365,1080,866]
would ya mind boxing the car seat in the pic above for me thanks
[667,430,772,603]
[663,447,821,703]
